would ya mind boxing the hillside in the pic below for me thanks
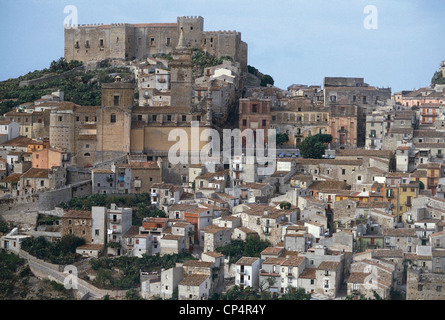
[0,58,135,114]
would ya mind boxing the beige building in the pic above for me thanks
[61,210,92,243]
[96,79,133,163]
[271,97,329,147]
[406,267,445,300]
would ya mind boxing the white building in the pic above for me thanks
[160,267,184,299]
[0,228,30,253]
[178,274,212,300]
[0,121,20,144]
[235,257,261,289]
[132,234,152,257]
[106,203,133,256]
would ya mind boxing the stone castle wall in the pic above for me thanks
[64,16,247,71]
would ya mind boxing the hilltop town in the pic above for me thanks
[1,15,445,301]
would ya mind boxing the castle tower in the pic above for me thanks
[177,16,204,48]
[96,76,134,162]
[169,30,193,108]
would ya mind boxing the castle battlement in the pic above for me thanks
[64,16,247,73]
[179,16,203,20]
[206,30,239,35]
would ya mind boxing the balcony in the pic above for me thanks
[151,192,158,197]
[260,269,279,277]
[419,233,429,240]
[238,279,246,285]
[110,219,121,224]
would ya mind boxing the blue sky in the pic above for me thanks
[0,0,444,92]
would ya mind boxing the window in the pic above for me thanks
[437,286,442,292]
[110,114,116,123]
[252,104,258,113]
[100,39,104,47]
[152,115,157,121]
[242,119,247,126]
[342,169,346,175]
[167,115,172,121]
[262,120,267,127]
[58,116,62,122]
[166,38,171,46]
[182,115,187,121]
[418,285,423,291]
[114,95,120,106]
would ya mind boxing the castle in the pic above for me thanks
[64,16,248,72]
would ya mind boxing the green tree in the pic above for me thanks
[279,202,291,210]
[299,134,332,159]
[247,65,259,76]
[432,70,445,85]
[276,133,289,145]
[216,236,270,264]
[260,74,274,87]
[280,287,311,300]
